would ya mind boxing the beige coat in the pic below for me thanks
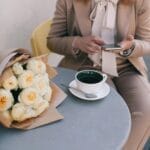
[47,0,150,77]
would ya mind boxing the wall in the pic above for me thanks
[0,0,57,52]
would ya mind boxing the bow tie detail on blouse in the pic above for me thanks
[90,0,118,30]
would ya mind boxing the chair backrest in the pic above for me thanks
[31,19,51,56]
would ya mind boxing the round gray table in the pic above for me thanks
[0,67,131,150]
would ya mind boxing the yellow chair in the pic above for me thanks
[31,19,51,56]
[31,19,64,66]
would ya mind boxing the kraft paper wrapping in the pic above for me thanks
[0,48,67,129]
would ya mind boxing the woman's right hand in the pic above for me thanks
[73,36,105,54]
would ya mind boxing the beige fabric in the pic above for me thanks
[47,0,150,77]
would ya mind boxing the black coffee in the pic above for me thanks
[77,71,103,84]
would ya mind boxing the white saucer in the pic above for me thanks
[69,80,110,101]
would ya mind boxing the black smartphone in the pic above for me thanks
[102,43,122,51]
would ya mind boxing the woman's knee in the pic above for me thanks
[114,73,150,114]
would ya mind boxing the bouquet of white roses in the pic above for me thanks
[0,57,52,122]
[0,49,65,129]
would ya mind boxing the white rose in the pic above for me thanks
[0,89,14,112]
[18,70,34,88]
[12,62,24,75]
[27,59,46,74]
[3,75,18,90]
[22,106,37,120]
[43,86,52,102]
[35,100,49,116]
[18,87,39,105]
[11,103,26,121]
[43,73,49,83]
[11,103,37,122]
[33,74,49,96]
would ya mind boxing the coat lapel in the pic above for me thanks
[116,3,147,77]
[73,0,92,36]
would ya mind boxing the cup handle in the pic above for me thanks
[102,74,107,82]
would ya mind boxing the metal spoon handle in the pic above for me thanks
[61,83,97,98]
[61,83,83,93]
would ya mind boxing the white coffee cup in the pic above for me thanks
[75,70,107,95]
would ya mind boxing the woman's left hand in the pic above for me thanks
[119,35,134,51]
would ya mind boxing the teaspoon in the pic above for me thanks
[61,83,97,98]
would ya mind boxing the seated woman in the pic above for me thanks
[47,0,150,149]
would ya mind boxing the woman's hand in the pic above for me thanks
[120,35,134,51]
[73,36,105,54]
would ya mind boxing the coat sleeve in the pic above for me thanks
[47,0,77,56]
[130,0,150,58]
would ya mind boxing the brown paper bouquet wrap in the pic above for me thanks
[0,48,67,129]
